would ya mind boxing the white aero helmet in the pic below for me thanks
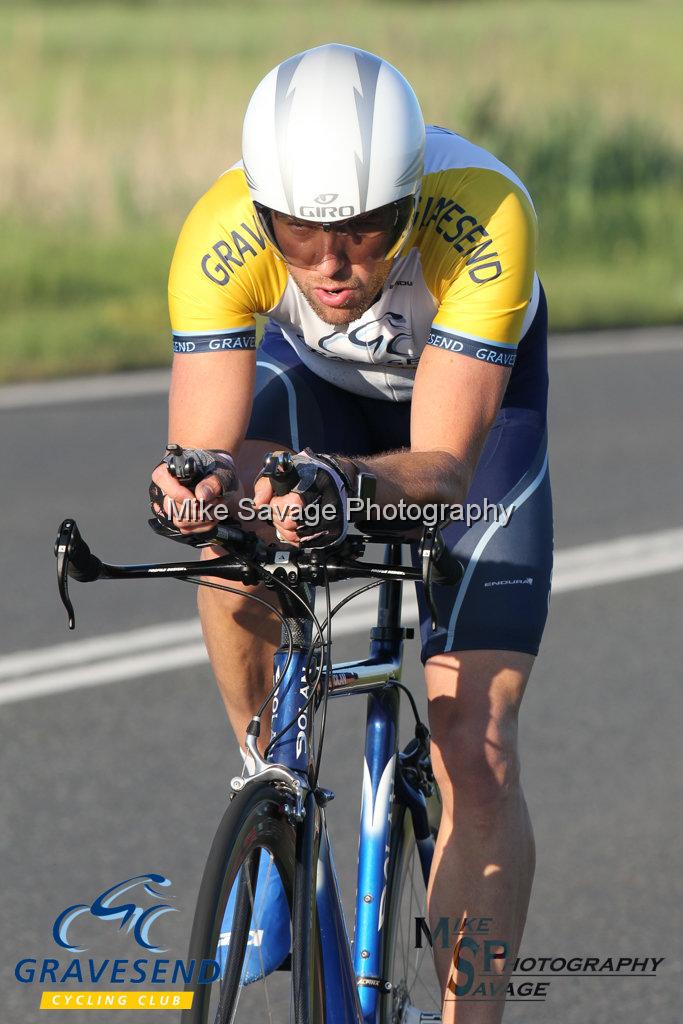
[242,43,425,262]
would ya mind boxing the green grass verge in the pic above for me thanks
[0,225,173,380]
[3,193,680,383]
[1,0,682,381]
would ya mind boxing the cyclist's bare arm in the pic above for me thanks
[151,350,256,532]
[255,347,511,540]
[356,345,511,505]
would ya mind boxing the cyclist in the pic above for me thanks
[150,43,553,1023]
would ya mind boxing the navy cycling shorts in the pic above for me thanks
[246,292,553,663]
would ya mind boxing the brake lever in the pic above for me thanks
[55,520,77,629]
[419,525,440,631]
[419,524,464,631]
[55,519,102,629]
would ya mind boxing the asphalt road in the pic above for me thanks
[1,328,682,1023]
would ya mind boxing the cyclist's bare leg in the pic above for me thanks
[198,438,293,754]
[425,650,535,1023]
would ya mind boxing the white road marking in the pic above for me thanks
[0,369,170,410]
[0,620,202,680]
[552,527,683,591]
[1,329,681,409]
[0,643,208,705]
[1,527,682,706]
[549,328,683,360]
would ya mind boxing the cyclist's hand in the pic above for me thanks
[254,448,352,548]
[253,467,304,545]
[149,446,238,535]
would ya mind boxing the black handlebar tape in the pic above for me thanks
[262,452,301,496]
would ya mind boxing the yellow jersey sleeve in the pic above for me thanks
[417,166,537,365]
[168,167,287,353]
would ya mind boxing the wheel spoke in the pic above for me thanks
[405,847,420,986]
[403,845,416,982]
[383,800,442,1023]
[414,966,440,1009]
[245,853,275,1024]
[221,853,259,1024]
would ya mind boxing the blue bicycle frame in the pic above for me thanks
[52,517,444,1023]
[265,544,437,1024]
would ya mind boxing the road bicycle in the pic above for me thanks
[55,471,461,1024]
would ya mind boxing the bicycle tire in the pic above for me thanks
[181,781,325,1024]
[379,781,443,1024]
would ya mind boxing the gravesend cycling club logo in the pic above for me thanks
[53,873,177,953]
[318,310,416,364]
[15,872,221,1011]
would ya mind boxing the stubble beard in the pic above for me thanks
[287,263,392,326]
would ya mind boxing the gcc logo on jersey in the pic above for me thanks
[318,311,415,365]
[53,874,177,954]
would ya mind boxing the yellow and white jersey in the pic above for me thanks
[169,126,539,401]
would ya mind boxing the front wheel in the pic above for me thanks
[182,781,325,1024]
[380,781,443,1024]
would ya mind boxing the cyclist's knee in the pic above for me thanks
[197,550,278,634]
[425,650,529,810]
[433,718,520,811]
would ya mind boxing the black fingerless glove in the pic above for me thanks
[288,448,354,547]
[149,444,237,530]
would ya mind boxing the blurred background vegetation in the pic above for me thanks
[1,0,681,381]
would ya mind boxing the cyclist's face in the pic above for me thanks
[271,211,394,325]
